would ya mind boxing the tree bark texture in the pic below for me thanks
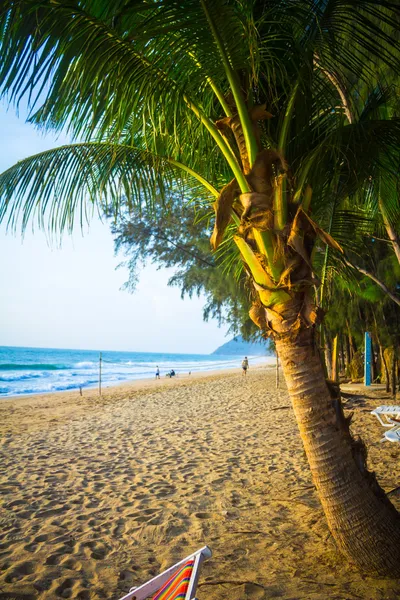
[269,300,400,577]
[378,344,390,392]
[339,335,345,376]
[346,320,356,359]
[324,335,332,380]
[344,337,350,374]
[331,335,339,383]
[391,348,397,399]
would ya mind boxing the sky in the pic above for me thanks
[0,104,231,354]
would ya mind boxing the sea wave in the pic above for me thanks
[0,373,43,382]
[0,377,99,396]
[0,363,66,371]
[0,346,273,398]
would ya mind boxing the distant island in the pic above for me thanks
[212,335,273,356]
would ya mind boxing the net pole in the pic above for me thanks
[99,352,102,396]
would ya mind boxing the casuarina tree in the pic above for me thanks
[1,0,400,575]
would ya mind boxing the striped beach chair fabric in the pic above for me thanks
[118,546,212,600]
[152,560,194,600]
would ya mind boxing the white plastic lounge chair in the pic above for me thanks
[371,405,400,427]
[118,546,212,600]
[383,425,400,443]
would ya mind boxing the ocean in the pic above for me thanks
[0,346,270,398]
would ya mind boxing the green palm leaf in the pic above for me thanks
[0,142,216,233]
[0,0,218,142]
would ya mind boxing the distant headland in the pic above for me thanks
[212,335,273,356]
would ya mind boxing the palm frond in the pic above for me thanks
[0,142,216,234]
[297,118,400,221]
[0,0,221,142]
[311,0,400,82]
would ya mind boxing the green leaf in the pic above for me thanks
[0,142,216,234]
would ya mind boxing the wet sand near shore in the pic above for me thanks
[0,369,399,599]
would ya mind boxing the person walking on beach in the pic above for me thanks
[155,366,160,379]
[242,356,249,376]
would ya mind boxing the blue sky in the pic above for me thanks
[0,104,230,353]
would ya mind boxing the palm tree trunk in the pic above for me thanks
[391,347,397,399]
[344,336,351,374]
[271,304,400,576]
[324,332,332,380]
[331,335,339,382]
[339,334,345,376]
[372,314,384,385]
[381,346,390,393]
[398,362,400,393]
[346,320,356,359]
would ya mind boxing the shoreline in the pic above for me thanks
[0,359,274,403]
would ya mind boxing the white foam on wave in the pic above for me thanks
[1,353,274,397]
[0,372,44,381]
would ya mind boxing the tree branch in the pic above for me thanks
[149,225,215,268]
[344,258,400,307]
[314,55,353,124]
[379,199,400,266]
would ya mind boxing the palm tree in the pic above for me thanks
[1,0,400,575]
[357,85,400,265]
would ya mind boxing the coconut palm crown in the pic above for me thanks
[1,0,400,576]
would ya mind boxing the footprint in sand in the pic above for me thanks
[33,575,57,593]
[23,543,38,553]
[60,556,82,570]
[49,543,75,563]
[45,553,63,566]
[0,545,12,558]
[70,497,84,505]
[34,533,49,543]
[111,520,126,537]
[242,583,267,598]
[15,510,32,519]
[194,512,212,519]
[5,498,26,508]
[83,540,108,560]
[35,506,70,518]
[4,561,35,583]
[54,577,76,598]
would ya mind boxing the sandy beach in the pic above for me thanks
[0,368,399,600]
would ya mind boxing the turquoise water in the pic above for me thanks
[0,346,268,397]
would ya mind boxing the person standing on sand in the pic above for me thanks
[242,356,249,376]
[155,366,160,379]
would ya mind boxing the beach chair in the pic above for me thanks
[118,546,212,600]
[383,425,400,443]
[371,406,400,443]
[371,405,400,427]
